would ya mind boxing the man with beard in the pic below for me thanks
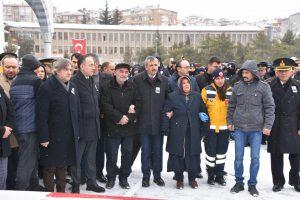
[227,60,275,197]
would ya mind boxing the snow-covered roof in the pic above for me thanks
[5,21,263,32]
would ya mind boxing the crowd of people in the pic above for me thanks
[0,52,299,197]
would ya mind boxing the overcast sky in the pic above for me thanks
[5,0,300,22]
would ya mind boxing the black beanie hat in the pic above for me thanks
[21,54,42,71]
[212,68,225,80]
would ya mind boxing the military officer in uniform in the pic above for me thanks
[268,58,300,192]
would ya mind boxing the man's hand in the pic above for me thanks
[263,128,271,136]
[128,105,136,114]
[228,125,234,132]
[166,111,173,119]
[40,142,49,147]
[117,115,129,125]
[2,126,12,138]
[298,130,300,136]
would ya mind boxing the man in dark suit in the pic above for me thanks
[133,56,169,187]
[71,55,104,193]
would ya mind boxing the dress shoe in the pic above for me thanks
[119,178,130,189]
[294,184,300,192]
[71,183,80,193]
[106,179,115,189]
[189,180,198,189]
[97,173,108,183]
[176,181,184,189]
[272,184,283,192]
[29,184,46,192]
[154,177,165,186]
[142,178,150,187]
[289,179,300,192]
[86,184,105,193]
[196,173,203,179]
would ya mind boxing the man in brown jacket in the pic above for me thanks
[0,53,19,189]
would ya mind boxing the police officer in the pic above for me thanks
[268,58,300,192]
[257,62,270,81]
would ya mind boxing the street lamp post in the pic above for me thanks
[155,37,158,56]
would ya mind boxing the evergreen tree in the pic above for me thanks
[112,9,123,25]
[98,0,113,24]
[281,29,295,45]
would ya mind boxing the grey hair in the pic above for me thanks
[144,56,158,67]
[53,58,72,74]
[1,55,18,66]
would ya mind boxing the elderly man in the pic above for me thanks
[227,60,275,197]
[0,53,19,190]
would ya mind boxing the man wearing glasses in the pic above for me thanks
[168,59,199,93]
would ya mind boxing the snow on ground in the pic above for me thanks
[0,140,299,200]
[74,140,300,199]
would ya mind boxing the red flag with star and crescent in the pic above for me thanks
[72,39,86,55]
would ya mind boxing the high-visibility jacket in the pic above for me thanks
[201,83,232,133]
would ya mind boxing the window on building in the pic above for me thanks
[98,47,102,54]
[92,33,96,41]
[120,47,124,54]
[75,32,79,39]
[81,33,85,39]
[103,33,107,41]
[92,46,97,53]
[35,45,39,53]
[63,32,68,40]
[147,33,151,42]
[58,32,63,40]
[87,33,91,40]
[69,32,74,39]
[58,47,63,54]
[87,46,91,53]
[114,33,118,42]
[135,33,140,42]
[98,33,102,41]
[52,32,56,40]
[114,47,118,54]
[120,33,124,42]
[109,47,113,54]
[130,33,135,41]
[109,33,113,42]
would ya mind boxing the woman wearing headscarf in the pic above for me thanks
[201,68,232,186]
[162,76,208,189]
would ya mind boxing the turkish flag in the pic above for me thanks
[72,39,86,55]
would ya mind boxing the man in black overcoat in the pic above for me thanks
[268,58,300,192]
[70,55,104,193]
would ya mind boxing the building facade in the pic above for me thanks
[3,2,37,22]
[122,6,178,26]
[6,22,263,63]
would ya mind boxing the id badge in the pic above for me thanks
[291,86,298,93]
[155,87,161,94]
